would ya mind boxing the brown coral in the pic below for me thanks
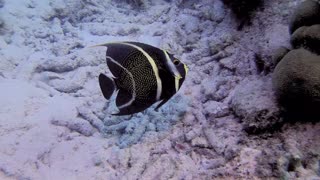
[273,48,320,119]
[291,24,320,55]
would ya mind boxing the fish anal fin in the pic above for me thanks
[116,89,134,109]
[112,109,131,116]
[99,73,115,100]
[113,102,151,116]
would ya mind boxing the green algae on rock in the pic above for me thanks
[291,24,320,55]
[289,0,320,34]
[273,48,320,119]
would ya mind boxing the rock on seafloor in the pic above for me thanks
[273,48,320,119]
[0,0,319,179]
[231,76,281,134]
[272,46,290,66]
[288,0,320,34]
[291,24,320,55]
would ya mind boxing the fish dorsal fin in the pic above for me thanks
[106,56,123,78]
[104,43,136,77]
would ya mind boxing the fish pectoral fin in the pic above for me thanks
[116,89,135,109]
[155,98,170,111]
[99,73,115,100]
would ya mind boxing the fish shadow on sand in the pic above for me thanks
[102,94,189,148]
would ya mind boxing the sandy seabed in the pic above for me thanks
[0,0,319,179]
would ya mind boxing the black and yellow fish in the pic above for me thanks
[97,41,188,115]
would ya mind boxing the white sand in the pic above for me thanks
[0,0,319,179]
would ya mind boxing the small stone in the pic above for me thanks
[231,76,281,133]
[203,101,229,118]
[92,156,103,167]
[191,137,209,148]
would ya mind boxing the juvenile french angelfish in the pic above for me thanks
[97,41,189,116]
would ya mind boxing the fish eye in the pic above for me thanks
[173,59,180,66]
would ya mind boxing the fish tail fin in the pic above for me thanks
[99,73,116,100]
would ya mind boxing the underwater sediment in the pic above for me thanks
[0,0,319,179]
